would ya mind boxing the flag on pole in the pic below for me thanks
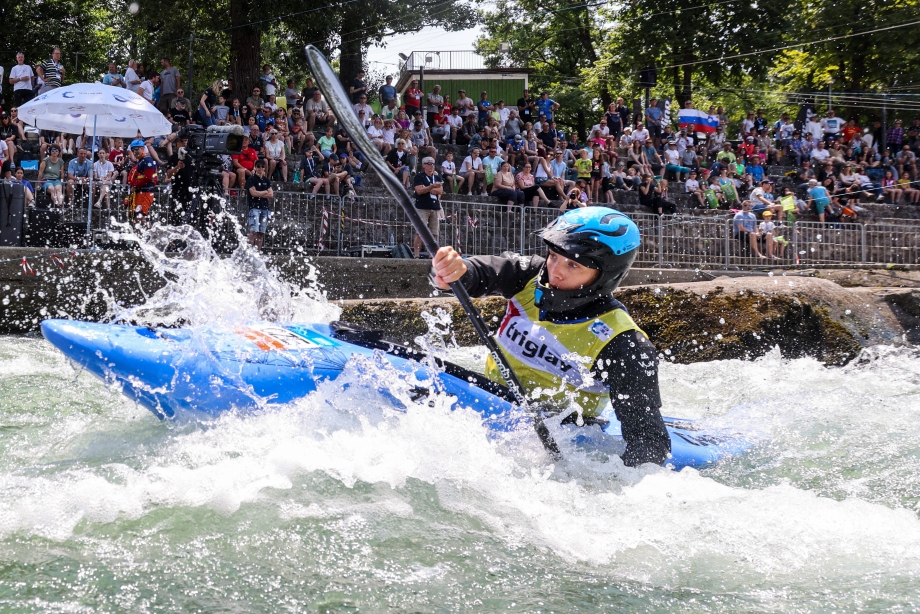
[678,109,719,134]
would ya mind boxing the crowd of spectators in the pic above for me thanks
[3,47,920,237]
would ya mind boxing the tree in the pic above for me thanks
[475,0,609,139]
[606,0,790,107]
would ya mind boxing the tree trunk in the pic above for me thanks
[229,0,260,102]
[338,19,365,88]
[679,49,693,107]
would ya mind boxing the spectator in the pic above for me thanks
[283,79,301,109]
[663,140,689,180]
[298,149,330,195]
[758,210,782,259]
[820,109,844,142]
[263,129,287,182]
[453,89,473,119]
[741,111,756,138]
[411,156,443,258]
[515,161,552,207]
[632,122,649,144]
[440,151,463,194]
[65,147,92,205]
[810,139,831,166]
[517,88,535,124]
[171,88,190,111]
[491,161,524,209]
[256,105,275,132]
[404,80,422,117]
[11,167,35,206]
[805,114,824,142]
[684,169,705,208]
[459,147,485,195]
[426,85,444,127]
[157,57,180,113]
[9,52,35,106]
[92,147,115,208]
[410,120,437,165]
[749,179,783,217]
[535,91,559,122]
[246,160,273,250]
[212,96,229,125]
[888,119,906,150]
[806,178,831,222]
[381,98,400,121]
[733,200,764,257]
[304,89,330,131]
[231,135,258,189]
[386,139,412,188]
[477,92,493,127]
[753,109,768,133]
[138,73,159,103]
[353,94,372,118]
[896,144,917,180]
[38,146,65,206]
[645,98,662,143]
[378,75,396,106]
[347,69,366,104]
[458,112,478,145]
[37,47,65,94]
[446,107,464,144]
[245,86,264,114]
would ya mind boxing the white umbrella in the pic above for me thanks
[18,82,173,235]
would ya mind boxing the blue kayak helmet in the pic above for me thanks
[535,207,640,312]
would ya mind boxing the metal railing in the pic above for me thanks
[399,51,489,75]
[6,181,920,267]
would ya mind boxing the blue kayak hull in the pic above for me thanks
[41,319,748,470]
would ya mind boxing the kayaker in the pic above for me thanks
[431,206,671,467]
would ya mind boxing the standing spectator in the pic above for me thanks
[37,47,65,94]
[615,97,630,131]
[348,70,366,104]
[300,77,317,103]
[477,91,493,127]
[741,111,756,138]
[806,178,831,222]
[260,64,278,99]
[378,75,396,106]
[535,91,559,122]
[820,109,844,142]
[404,80,422,117]
[887,119,906,150]
[604,102,622,138]
[126,140,158,227]
[138,73,159,103]
[9,52,35,106]
[102,63,125,88]
[753,109,768,133]
[645,98,662,143]
[246,160,273,250]
[157,57,180,113]
[517,88,535,124]
[426,85,444,127]
[412,156,443,258]
[124,60,142,93]
[454,89,474,119]
[283,79,301,108]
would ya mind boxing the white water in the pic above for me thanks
[1,227,919,611]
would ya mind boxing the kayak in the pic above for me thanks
[40,319,749,470]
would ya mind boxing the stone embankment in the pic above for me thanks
[1,246,918,365]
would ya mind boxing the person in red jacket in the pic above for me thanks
[126,139,158,227]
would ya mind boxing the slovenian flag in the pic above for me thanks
[678,109,719,134]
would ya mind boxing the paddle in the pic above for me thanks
[305,45,561,460]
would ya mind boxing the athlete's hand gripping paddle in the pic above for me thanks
[305,45,561,460]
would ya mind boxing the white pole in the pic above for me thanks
[87,116,96,237]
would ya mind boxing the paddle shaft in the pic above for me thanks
[305,45,561,459]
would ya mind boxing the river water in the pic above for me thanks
[1,229,919,612]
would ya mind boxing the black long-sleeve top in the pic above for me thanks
[435,253,671,467]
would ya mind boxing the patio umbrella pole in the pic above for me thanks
[86,116,96,238]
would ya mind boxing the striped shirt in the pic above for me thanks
[40,59,63,88]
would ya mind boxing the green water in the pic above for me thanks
[2,336,920,613]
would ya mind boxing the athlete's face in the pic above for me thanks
[545,250,600,291]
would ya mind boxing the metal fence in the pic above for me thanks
[7,181,920,267]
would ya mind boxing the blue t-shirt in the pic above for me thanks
[379,84,396,102]
[102,73,125,87]
[807,185,830,204]
[535,98,556,121]
[507,138,524,152]
[477,99,492,123]
[67,158,92,178]
[646,106,662,123]
[733,211,757,235]
[746,164,765,182]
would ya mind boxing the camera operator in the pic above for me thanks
[165,134,194,222]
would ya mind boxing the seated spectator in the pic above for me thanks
[66,147,92,205]
[897,144,917,180]
[317,126,337,158]
[491,161,524,209]
[663,141,689,180]
[12,167,35,206]
[459,148,485,195]
[304,90,330,131]
[811,140,830,165]
[440,151,463,194]
[263,129,287,182]
[367,117,390,155]
[410,120,437,165]
[385,139,412,188]
[684,169,705,208]
[231,135,259,189]
[515,161,551,207]
[638,173,675,215]
[749,179,783,217]
[299,149,331,195]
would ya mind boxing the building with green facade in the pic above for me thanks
[394,51,530,109]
